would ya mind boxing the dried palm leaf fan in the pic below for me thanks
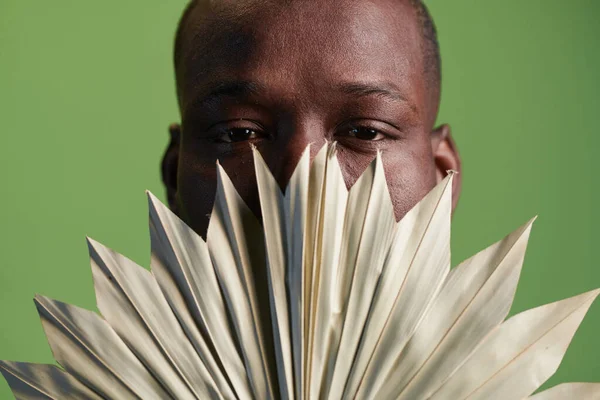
[1,143,599,400]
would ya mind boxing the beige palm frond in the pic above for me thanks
[1,143,598,399]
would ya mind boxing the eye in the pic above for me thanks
[340,124,386,141]
[217,127,259,143]
[208,120,268,143]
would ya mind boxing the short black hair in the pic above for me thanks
[410,0,442,93]
[174,0,441,104]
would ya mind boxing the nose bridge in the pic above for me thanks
[267,116,327,190]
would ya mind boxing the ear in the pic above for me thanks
[161,123,181,214]
[431,124,462,212]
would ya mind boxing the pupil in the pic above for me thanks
[228,128,253,142]
[352,127,378,140]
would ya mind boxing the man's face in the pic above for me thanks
[164,0,461,237]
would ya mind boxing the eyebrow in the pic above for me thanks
[338,82,409,104]
[187,79,411,114]
[193,80,264,108]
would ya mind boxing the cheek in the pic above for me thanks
[176,147,217,236]
[384,146,438,221]
[337,137,437,222]
[176,143,261,236]
[336,147,375,189]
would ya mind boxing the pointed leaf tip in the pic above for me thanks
[33,293,48,305]
[146,190,160,204]
[32,294,49,312]
[85,236,108,255]
[85,236,98,250]
[588,288,600,302]
[303,142,312,155]
[377,149,384,163]
[518,215,538,234]
[146,191,171,219]
[328,141,338,156]
[215,160,230,184]
[251,145,268,168]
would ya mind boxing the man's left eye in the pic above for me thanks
[343,125,386,141]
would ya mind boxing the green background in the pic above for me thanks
[1,0,599,397]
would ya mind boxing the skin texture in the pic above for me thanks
[163,0,462,238]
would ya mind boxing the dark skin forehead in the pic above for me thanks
[165,0,460,237]
[176,0,436,128]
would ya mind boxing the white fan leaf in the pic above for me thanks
[283,146,311,400]
[378,217,536,399]
[529,383,600,399]
[148,192,250,399]
[207,162,277,399]
[253,146,295,399]
[0,361,101,400]
[35,295,169,399]
[301,144,330,395]
[89,238,216,399]
[305,144,349,400]
[324,152,395,400]
[344,173,454,399]
[429,289,600,400]
[1,143,598,400]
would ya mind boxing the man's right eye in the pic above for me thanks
[216,127,260,143]
[206,119,268,143]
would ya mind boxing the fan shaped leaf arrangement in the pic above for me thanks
[1,143,599,399]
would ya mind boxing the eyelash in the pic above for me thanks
[340,124,387,141]
[208,120,266,143]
